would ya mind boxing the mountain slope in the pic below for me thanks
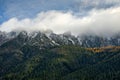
[0,31,120,80]
[62,47,120,80]
[1,44,120,80]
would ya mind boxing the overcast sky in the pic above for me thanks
[0,0,120,36]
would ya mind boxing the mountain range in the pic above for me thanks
[0,30,120,80]
[0,30,120,47]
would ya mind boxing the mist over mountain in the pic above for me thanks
[0,30,120,48]
[0,7,120,36]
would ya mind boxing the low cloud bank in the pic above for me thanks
[0,7,120,36]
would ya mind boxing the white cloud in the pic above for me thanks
[0,7,120,36]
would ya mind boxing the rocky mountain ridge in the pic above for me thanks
[0,30,120,48]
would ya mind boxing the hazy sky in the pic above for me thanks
[0,0,120,36]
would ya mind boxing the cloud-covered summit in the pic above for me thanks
[0,0,120,36]
[0,7,120,36]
